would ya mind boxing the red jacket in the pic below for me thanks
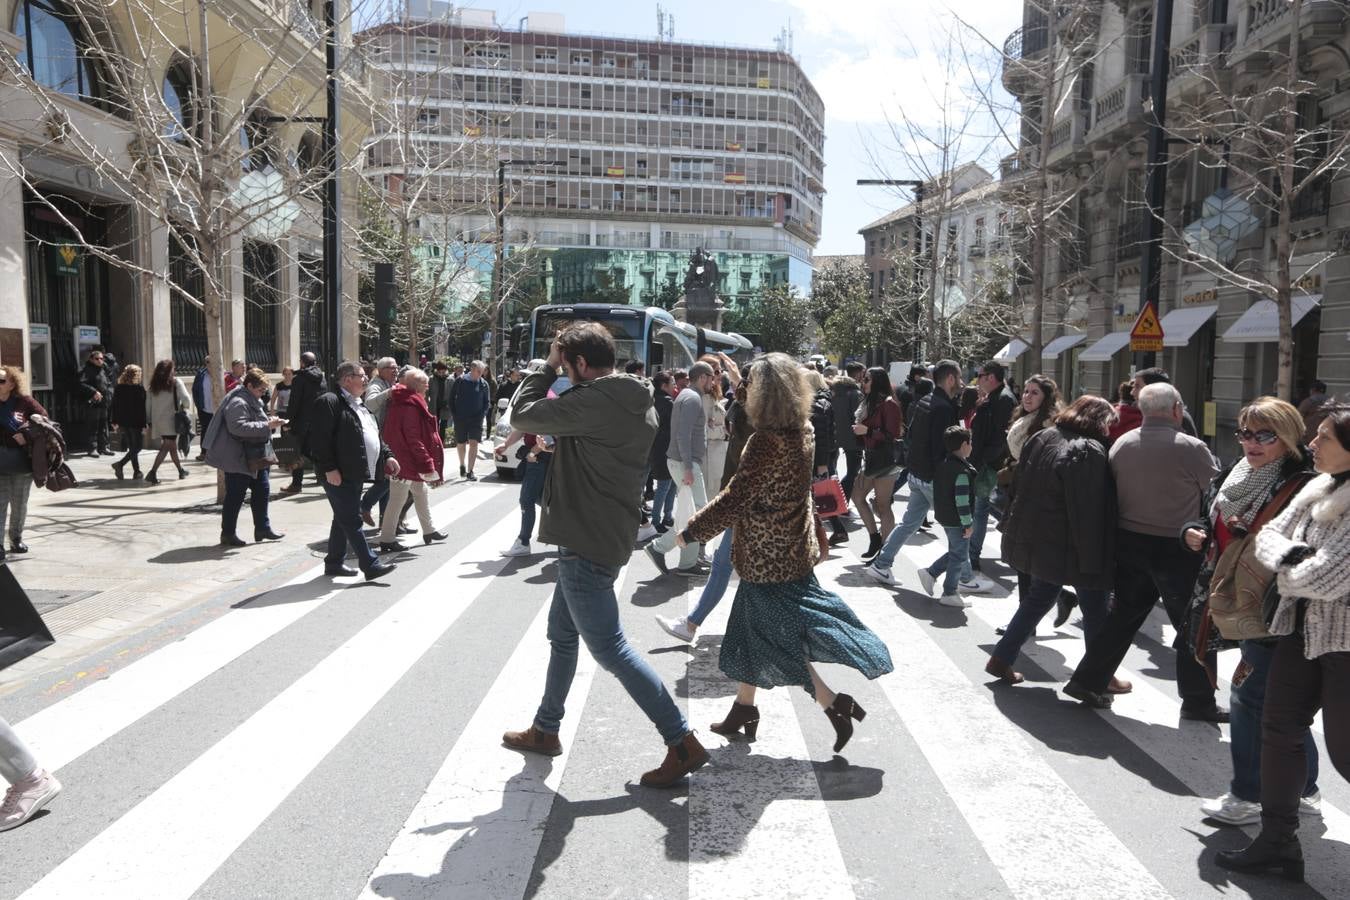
[382,384,444,480]
[1107,402,1143,443]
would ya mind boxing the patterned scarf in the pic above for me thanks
[1215,456,1283,527]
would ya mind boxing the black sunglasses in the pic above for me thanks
[1234,428,1279,445]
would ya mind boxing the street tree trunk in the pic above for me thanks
[1029,14,1057,363]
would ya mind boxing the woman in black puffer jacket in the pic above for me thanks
[986,395,1118,684]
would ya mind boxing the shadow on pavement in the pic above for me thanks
[1189,824,1330,899]
[629,577,694,609]
[147,545,242,565]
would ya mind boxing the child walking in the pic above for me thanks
[921,425,991,608]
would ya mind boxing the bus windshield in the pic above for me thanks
[531,310,646,365]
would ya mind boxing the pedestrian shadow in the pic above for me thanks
[672,635,726,700]
[889,589,972,631]
[231,576,338,610]
[629,578,692,609]
[147,545,241,564]
[1189,825,1330,898]
[984,681,1196,797]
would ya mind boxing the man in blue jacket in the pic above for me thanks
[450,360,490,481]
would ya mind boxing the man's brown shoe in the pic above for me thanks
[639,731,708,788]
[985,656,1025,685]
[502,725,562,757]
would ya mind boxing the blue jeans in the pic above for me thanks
[518,455,549,542]
[222,469,271,538]
[968,493,994,566]
[992,577,1109,666]
[361,478,390,518]
[323,480,378,571]
[872,474,934,571]
[535,549,689,745]
[1230,639,1319,801]
[689,528,734,626]
[927,526,972,596]
[652,478,676,524]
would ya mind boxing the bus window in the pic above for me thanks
[533,310,644,364]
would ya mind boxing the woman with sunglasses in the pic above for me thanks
[1218,403,1350,882]
[1183,398,1320,828]
[0,366,47,562]
[851,367,904,560]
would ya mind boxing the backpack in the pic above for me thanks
[1206,474,1311,640]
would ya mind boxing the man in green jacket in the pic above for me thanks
[501,322,707,788]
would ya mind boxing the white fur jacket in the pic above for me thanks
[1255,473,1350,659]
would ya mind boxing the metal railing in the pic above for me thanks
[1116,210,1149,261]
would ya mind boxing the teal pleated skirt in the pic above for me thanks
[719,574,894,695]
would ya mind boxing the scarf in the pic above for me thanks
[1215,456,1283,527]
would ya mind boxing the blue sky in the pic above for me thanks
[434,0,1024,256]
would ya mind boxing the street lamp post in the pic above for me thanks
[857,178,927,364]
[1136,0,1176,370]
[322,0,342,377]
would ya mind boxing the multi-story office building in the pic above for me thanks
[1001,0,1349,458]
[0,0,371,437]
[358,6,825,315]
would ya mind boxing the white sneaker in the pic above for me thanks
[1200,793,1262,825]
[636,523,659,543]
[938,593,972,608]
[1301,790,1323,817]
[864,564,900,587]
[500,539,531,557]
[917,569,937,596]
[961,574,996,594]
[655,615,696,643]
[0,768,62,832]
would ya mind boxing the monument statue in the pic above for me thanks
[679,247,722,328]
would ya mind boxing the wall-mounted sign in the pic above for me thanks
[1183,288,1218,305]
[1295,273,1322,293]
[1130,301,1165,352]
[51,242,80,277]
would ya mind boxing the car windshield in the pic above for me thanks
[532,311,645,367]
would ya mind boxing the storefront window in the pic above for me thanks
[13,0,103,104]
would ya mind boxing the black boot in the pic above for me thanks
[824,693,866,753]
[828,517,849,546]
[710,701,760,740]
[861,532,883,560]
[1216,831,1303,882]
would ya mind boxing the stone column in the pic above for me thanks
[222,231,247,367]
[277,237,300,373]
[0,138,28,372]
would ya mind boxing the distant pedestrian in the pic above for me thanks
[967,360,1018,573]
[377,370,448,551]
[501,322,708,788]
[143,359,192,485]
[78,348,113,456]
[280,352,326,494]
[1107,380,1141,443]
[494,383,555,559]
[427,361,452,443]
[224,359,245,393]
[851,366,904,560]
[699,354,733,494]
[0,365,46,561]
[307,361,399,581]
[202,369,284,547]
[831,362,864,504]
[359,357,400,526]
[1297,379,1329,443]
[450,361,490,481]
[109,364,146,480]
[678,353,893,753]
[645,361,714,575]
[0,716,60,833]
[191,355,217,460]
[270,366,294,418]
[917,425,980,608]
[648,371,678,531]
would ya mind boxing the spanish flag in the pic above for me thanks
[606,166,625,177]
[723,172,746,184]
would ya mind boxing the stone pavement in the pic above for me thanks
[0,447,468,696]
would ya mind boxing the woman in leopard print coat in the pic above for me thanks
[679,353,893,753]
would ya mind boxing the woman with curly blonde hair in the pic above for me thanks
[675,353,893,753]
[110,364,146,479]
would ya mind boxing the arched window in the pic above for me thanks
[12,0,103,104]
[162,60,197,141]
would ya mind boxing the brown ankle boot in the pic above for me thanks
[639,732,709,787]
[985,656,1025,685]
[1107,676,1133,694]
[710,701,760,740]
[502,724,562,757]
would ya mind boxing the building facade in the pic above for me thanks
[1002,0,1350,459]
[0,0,369,436]
[357,6,824,320]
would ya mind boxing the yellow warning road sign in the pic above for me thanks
[1130,302,1165,352]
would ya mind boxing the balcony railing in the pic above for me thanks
[1004,15,1050,60]
[1116,210,1149,262]
[1237,0,1346,53]
[1089,74,1148,146]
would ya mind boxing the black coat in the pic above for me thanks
[649,390,674,479]
[831,377,862,451]
[110,383,147,430]
[306,390,390,485]
[79,363,112,409]
[970,382,1018,473]
[906,386,956,483]
[810,388,835,470]
[286,365,326,442]
[1001,425,1116,590]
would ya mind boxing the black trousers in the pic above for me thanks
[88,405,110,452]
[1261,635,1350,838]
[840,449,863,500]
[1071,529,1216,707]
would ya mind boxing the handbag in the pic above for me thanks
[811,475,848,517]
[1207,474,1312,641]
[0,565,56,671]
[174,399,193,438]
[272,433,303,471]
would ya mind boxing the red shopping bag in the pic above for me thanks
[811,476,848,517]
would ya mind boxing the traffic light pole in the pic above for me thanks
[1136,0,1175,370]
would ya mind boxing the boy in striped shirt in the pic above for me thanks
[921,425,990,608]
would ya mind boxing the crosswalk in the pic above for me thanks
[2,482,1347,900]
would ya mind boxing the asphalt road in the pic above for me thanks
[2,476,1347,900]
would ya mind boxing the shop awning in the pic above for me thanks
[993,338,1030,362]
[1078,331,1132,362]
[1222,295,1321,343]
[1041,332,1087,359]
[1161,305,1219,347]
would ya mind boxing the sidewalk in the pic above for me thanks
[0,450,357,695]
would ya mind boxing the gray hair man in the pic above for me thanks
[645,361,714,575]
[1066,383,1221,712]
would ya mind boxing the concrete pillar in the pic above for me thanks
[145,215,172,365]
[0,139,28,373]
[222,231,246,367]
[277,237,300,372]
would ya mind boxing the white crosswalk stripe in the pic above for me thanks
[4,486,1347,900]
